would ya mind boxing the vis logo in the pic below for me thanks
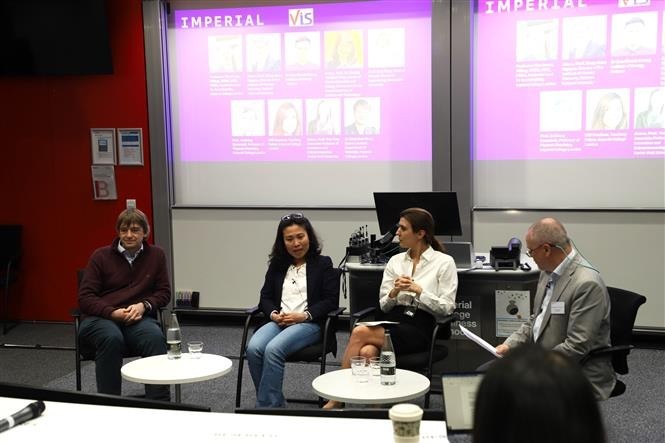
[288,8,314,27]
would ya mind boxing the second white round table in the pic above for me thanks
[312,368,430,404]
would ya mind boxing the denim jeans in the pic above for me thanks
[79,315,170,401]
[246,321,321,407]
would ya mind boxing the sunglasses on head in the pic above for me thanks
[281,212,304,222]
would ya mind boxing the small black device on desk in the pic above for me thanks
[490,237,521,270]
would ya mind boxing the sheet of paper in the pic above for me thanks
[459,324,501,358]
[355,321,399,327]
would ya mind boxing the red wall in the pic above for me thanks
[0,1,154,322]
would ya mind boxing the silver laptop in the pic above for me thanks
[443,241,474,269]
[441,372,484,432]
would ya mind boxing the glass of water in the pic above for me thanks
[350,356,369,382]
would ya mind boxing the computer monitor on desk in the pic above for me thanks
[373,192,462,236]
[443,241,474,269]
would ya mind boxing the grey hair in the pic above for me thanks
[528,218,570,248]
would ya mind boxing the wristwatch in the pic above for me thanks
[142,300,152,313]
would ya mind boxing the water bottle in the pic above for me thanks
[166,312,182,360]
[380,330,396,385]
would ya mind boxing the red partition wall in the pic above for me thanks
[0,0,154,322]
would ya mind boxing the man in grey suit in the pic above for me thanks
[495,218,616,400]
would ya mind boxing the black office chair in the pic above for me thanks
[581,286,646,398]
[235,268,344,408]
[351,306,456,408]
[72,269,167,391]
[1,225,22,335]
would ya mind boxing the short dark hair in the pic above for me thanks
[116,208,150,236]
[473,344,606,443]
[269,213,322,271]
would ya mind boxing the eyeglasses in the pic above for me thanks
[526,243,548,257]
[281,212,304,222]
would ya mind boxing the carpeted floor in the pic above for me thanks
[1,322,664,442]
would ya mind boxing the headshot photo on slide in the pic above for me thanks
[611,12,658,57]
[586,89,630,131]
[562,15,607,60]
[515,19,558,62]
[269,100,303,136]
[306,98,341,136]
[231,100,266,137]
[208,35,243,73]
[325,29,364,69]
[246,33,281,73]
[368,28,405,68]
[634,87,664,130]
[285,32,321,70]
[344,97,380,136]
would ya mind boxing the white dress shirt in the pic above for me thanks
[379,246,457,318]
[533,249,576,341]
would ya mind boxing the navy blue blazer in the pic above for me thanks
[258,255,340,325]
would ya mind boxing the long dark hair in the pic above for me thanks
[399,207,444,252]
[268,213,322,271]
[473,344,606,443]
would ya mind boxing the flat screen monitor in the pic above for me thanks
[0,0,113,76]
[373,192,462,236]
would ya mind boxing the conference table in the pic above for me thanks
[121,353,232,403]
[312,368,430,405]
[0,396,451,442]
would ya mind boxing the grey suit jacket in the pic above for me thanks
[504,254,616,400]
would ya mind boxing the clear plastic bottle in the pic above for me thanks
[380,330,396,385]
[166,312,182,360]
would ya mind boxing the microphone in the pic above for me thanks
[0,400,45,433]
[507,237,521,252]
[375,223,399,247]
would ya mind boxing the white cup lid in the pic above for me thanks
[389,403,423,421]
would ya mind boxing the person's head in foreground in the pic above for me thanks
[473,344,606,443]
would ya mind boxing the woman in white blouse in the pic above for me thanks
[323,207,457,409]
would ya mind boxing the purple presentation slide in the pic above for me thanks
[475,0,664,160]
[172,1,432,162]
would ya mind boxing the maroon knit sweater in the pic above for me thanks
[78,238,171,320]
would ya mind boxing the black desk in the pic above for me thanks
[345,257,539,371]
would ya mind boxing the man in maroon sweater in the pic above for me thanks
[78,208,171,400]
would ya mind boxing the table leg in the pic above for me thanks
[175,384,182,403]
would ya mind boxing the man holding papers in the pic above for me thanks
[495,218,615,400]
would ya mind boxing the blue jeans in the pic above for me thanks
[246,321,321,407]
[79,316,170,401]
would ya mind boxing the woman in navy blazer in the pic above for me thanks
[246,213,339,407]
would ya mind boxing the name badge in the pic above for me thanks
[551,301,565,314]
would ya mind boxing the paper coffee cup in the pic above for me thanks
[389,403,423,443]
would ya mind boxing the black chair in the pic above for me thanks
[235,269,345,408]
[72,270,167,392]
[1,225,22,335]
[581,286,646,398]
[351,306,456,408]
